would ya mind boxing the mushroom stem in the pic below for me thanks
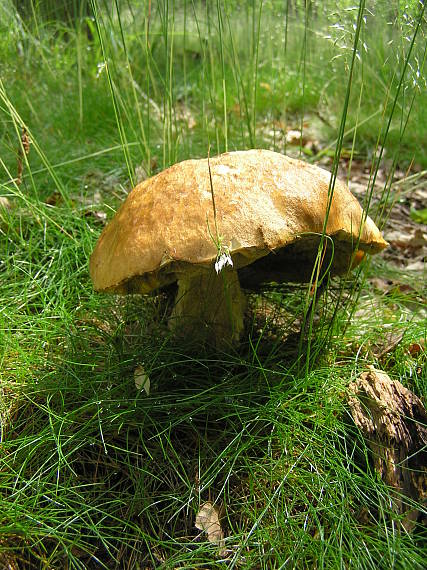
[170,268,246,346]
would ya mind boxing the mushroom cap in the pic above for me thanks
[89,150,387,293]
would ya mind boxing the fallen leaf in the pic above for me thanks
[0,197,13,229]
[16,127,30,186]
[371,330,404,358]
[134,365,150,395]
[369,277,392,292]
[0,551,19,570]
[175,104,197,130]
[135,157,159,184]
[135,164,149,184]
[388,283,416,294]
[195,501,225,553]
[273,119,286,131]
[406,260,425,271]
[407,229,427,250]
[45,191,62,206]
[231,102,241,116]
[407,339,425,356]
[384,227,426,249]
[285,129,303,145]
[84,209,107,224]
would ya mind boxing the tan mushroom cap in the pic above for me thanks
[89,149,387,293]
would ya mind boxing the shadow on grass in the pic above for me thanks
[3,293,425,568]
[3,294,314,567]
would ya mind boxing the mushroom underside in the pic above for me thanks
[113,232,369,295]
[110,233,372,346]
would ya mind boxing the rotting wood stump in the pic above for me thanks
[348,366,427,530]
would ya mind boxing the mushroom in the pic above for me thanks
[89,150,387,345]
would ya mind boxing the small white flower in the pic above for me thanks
[96,61,107,78]
[215,252,233,274]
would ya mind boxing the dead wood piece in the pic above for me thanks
[348,366,427,530]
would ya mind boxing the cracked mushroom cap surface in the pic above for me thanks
[89,149,387,293]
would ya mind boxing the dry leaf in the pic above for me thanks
[407,229,427,250]
[369,277,392,292]
[384,227,426,251]
[371,330,404,358]
[406,260,425,271]
[195,502,225,553]
[45,191,62,206]
[285,129,303,145]
[135,164,149,184]
[134,365,150,395]
[408,339,425,356]
[135,158,159,184]
[84,209,107,224]
[231,102,241,116]
[175,104,197,130]
[0,551,19,570]
[0,197,13,229]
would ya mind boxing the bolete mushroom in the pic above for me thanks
[89,150,387,345]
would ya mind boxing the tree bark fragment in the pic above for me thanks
[348,366,427,530]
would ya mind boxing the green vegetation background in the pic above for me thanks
[0,1,425,568]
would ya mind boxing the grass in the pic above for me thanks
[1,0,426,568]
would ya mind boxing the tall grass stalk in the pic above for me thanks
[223,2,253,147]
[90,0,135,185]
[114,0,151,169]
[251,0,263,148]
[216,0,228,151]
[298,0,368,373]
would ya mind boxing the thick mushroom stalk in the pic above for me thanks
[170,267,246,346]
